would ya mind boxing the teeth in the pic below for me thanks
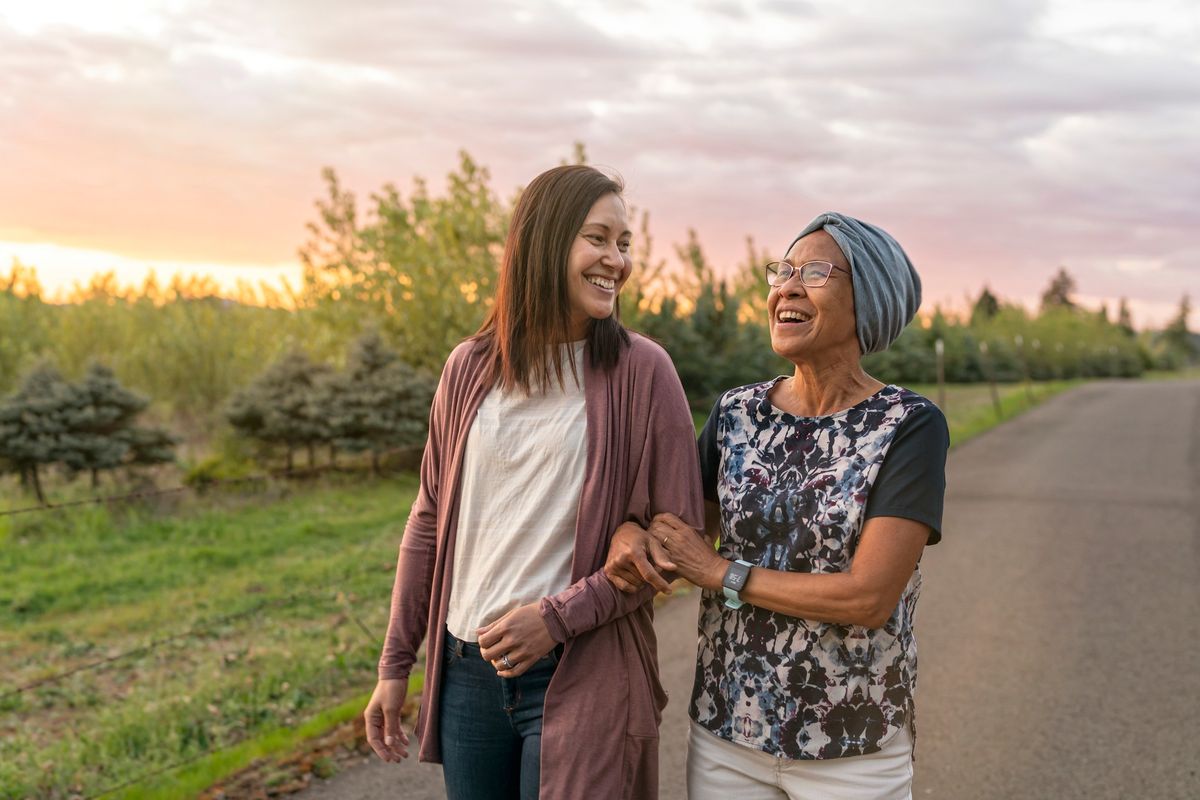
[586,276,615,290]
[778,310,811,322]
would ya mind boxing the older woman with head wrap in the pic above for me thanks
[606,213,949,800]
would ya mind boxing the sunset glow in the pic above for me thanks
[2,0,1197,326]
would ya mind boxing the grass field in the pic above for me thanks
[2,377,1082,797]
[906,379,1079,445]
[0,476,422,799]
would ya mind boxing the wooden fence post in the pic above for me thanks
[935,337,946,411]
[979,341,1003,419]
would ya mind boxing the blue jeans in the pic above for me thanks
[439,629,562,800]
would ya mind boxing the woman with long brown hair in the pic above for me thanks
[363,164,703,799]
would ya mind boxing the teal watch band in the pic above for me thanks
[722,560,753,609]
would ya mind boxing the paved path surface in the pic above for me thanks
[296,593,698,800]
[297,379,1200,799]
[912,379,1200,799]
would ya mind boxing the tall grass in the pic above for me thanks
[0,475,418,799]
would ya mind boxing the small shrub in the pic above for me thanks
[183,454,257,492]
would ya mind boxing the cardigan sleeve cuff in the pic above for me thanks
[540,572,656,643]
[539,595,572,643]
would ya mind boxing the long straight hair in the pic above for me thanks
[476,165,631,394]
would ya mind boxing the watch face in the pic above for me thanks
[724,562,750,591]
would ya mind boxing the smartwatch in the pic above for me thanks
[721,560,753,609]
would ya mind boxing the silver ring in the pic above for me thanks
[501,654,514,670]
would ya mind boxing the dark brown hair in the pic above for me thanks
[476,164,631,393]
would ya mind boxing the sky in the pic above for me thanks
[1,0,1197,327]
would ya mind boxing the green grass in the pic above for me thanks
[111,693,375,800]
[1142,365,1200,381]
[0,474,420,799]
[1,377,1086,798]
[111,672,422,800]
[904,380,1079,447]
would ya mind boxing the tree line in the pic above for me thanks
[1,147,1195,501]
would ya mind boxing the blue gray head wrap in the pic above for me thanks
[785,212,921,355]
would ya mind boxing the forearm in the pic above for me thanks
[701,562,894,628]
[701,517,930,629]
[377,529,437,679]
[539,569,656,643]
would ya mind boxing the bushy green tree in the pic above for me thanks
[1161,294,1195,362]
[1117,298,1135,337]
[1040,268,1078,311]
[300,153,508,373]
[0,363,73,504]
[322,331,436,474]
[58,363,147,488]
[57,363,176,487]
[0,262,52,395]
[863,323,938,385]
[226,350,331,471]
[629,231,787,409]
[970,287,1001,325]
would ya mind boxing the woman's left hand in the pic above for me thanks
[477,602,557,678]
[649,513,727,591]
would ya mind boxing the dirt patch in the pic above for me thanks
[197,695,418,799]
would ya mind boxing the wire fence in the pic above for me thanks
[0,463,337,518]
[85,621,375,800]
[1,465,403,798]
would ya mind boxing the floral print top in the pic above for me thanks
[690,378,948,760]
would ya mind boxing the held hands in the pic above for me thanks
[647,513,728,592]
[604,515,728,594]
[604,521,676,594]
[365,678,411,762]
[477,602,557,678]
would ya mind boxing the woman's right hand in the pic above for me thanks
[604,521,676,594]
[364,678,411,762]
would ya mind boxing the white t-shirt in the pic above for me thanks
[445,343,587,642]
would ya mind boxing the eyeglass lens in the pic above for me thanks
[766,261,834,287]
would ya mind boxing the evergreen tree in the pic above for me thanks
[120,425,178,470]
[58,363,148,487]
[226,350,331,470]
[324,331,435,475]
[1162,294,1195,360]
[970,286,1000,325]
[1040,268,1078,311]
[0,363,72,504]
[1117,298,1135,336]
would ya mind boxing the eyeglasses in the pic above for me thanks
[763,260,849,288]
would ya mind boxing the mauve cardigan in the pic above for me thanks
[377,332,704,799]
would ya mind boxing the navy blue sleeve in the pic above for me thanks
[864,403,949,545]
[697,397,722,504]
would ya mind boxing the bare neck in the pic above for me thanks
[773,354,885,417]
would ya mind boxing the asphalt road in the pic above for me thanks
[297,379,1200,799]
[912,379,1200,799]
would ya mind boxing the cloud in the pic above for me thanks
[0,0,1196,323]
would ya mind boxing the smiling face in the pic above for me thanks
[565,192,632,339]
[768,230,859,363]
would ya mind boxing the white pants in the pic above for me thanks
[686,721,914,800]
